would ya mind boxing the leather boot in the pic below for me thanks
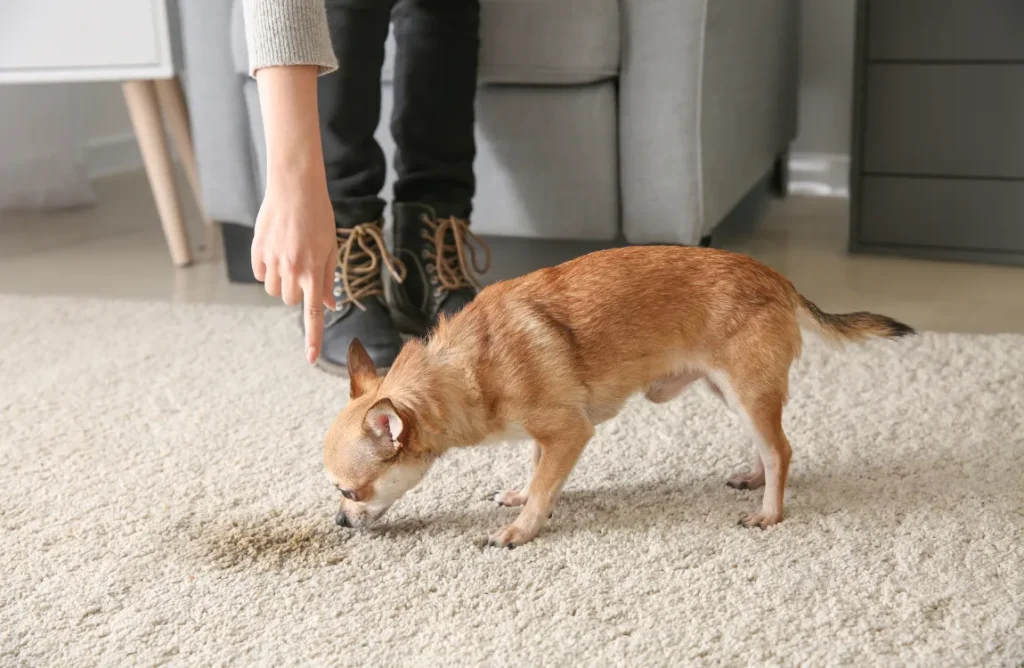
[386,202,490,336]
[302,221,407,375]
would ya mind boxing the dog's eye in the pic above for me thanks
[338,488,358,502]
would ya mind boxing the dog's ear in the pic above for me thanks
[348,338,378,398]
[364,398,407,451]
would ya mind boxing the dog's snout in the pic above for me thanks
[334,511,352,528]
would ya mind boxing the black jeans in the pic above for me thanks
[318,0,480,228]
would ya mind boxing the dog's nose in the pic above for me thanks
[334,511,352,528]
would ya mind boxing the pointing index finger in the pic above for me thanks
[303,279,325,364]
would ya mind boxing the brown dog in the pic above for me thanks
[323,246,913,547]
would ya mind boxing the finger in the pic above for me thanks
[281,268,302,306]
[322,256,337,311]
[303,280,325,364]
[263,261,281,298]
[251,244,267,282]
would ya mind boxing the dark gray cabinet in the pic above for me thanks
[850,0,1024,264]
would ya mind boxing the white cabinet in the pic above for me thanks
[0,0,204,267]
[0,0,178,83]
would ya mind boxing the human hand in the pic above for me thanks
[250,65,337,364]
[251,169,337,364]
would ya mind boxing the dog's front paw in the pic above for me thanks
[486,523,537,549]
[738,510,782,529]
[726,470,766,490]
[491,489,527,507]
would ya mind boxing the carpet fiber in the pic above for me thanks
[1,295,1022,666]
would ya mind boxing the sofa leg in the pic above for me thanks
[770,150,790,198]
[219,222,259,284]
[699,234,713,248]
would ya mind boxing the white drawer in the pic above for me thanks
[0,0,174,82]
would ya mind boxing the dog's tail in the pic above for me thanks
[797,294,915,346]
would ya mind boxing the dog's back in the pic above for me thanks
[437,246,799,417]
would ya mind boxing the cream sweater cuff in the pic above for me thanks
[242,0,339,78]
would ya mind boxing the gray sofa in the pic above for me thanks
[179,0,799,281]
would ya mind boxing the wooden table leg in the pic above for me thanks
[154,77,214,227]
[122,79,192,267]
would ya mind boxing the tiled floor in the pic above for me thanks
[2,169,1023,334]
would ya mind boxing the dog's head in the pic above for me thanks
[323,339,434,528]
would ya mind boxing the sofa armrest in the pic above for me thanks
[619,0,799,245]
[178,0,261,227]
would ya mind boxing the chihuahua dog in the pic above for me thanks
[323,246,913,548]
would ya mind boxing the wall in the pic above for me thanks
[0,80,136,183]
[789,0,856,197]
[0,83,94,209]
[78,81,140,178]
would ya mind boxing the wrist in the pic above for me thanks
[265,128,326,182]
[266,151,326,190]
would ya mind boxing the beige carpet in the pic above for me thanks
[1,295,1022,666]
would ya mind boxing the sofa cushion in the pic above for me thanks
[384,0,619,85]
[378,83,621,238]
[233,0,620,85]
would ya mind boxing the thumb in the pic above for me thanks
[322,255,336,311]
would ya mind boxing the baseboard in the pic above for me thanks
[87,131,182,180]
[86,133,141,179]
[787,152,849,198]
[0,151,96,210]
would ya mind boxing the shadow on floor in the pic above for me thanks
[171,433,1019,568]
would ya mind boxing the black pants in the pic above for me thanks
[318,0,480,228]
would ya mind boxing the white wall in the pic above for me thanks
[76,81,141,178]
[0,80,137,184]
[80,82,133,145]
[790,0,856,196]
[0,82,94,208]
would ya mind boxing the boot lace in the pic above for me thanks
[419,216,491,293]
[335,222,406,311]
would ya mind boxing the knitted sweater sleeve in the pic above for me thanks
[241,0,338,77]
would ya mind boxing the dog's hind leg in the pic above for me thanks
[735,392,791,528]
[706,378,766,490]
[709,368,792,529]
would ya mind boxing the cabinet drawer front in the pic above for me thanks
[863,65,1024,179]
[859,176,1024,252]
[868,0,1024,61]
[0,0,163,72]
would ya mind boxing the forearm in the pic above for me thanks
[244,3,337,360]
[255,66,326,184]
